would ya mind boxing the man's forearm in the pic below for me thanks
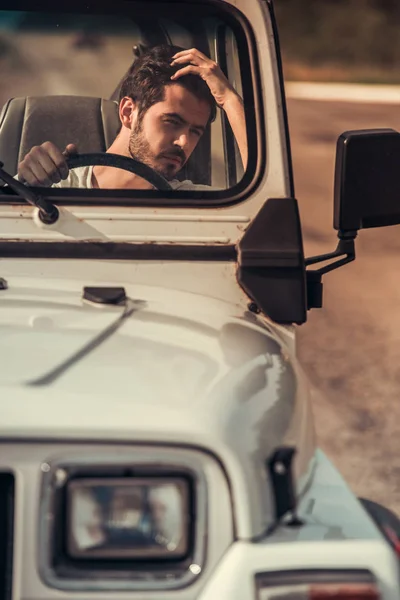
[221,92,248,171]
[170,48,248,171]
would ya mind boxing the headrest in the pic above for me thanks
[0,96,121,178]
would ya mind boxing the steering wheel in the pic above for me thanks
[66,152,173,191]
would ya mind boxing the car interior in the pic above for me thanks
[0,6,246,190]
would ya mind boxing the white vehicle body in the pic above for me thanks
[0,0,399,598]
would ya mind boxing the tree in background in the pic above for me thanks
[274,0,400,82]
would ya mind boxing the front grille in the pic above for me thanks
[0,473,14,600]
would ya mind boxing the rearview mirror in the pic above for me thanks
[334,128,400,232]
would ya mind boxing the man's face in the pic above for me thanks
[129,84,211,180]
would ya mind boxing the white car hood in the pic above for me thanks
[0,279,229,392]
[0,299,121,386]
[0,276,316,538]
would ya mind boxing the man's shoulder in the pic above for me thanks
[13,166,92,189]
[52,166,93,188]
[52,172,218,191]
[170,179,218,191]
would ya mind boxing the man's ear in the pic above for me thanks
[119,96,139,129]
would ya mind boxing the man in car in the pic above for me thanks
[17,45,247,190]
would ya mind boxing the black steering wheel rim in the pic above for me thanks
[66,152,173,191]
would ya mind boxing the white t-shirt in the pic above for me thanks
[52,166,214,190]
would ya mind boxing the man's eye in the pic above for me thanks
[165,118,180,126]
[190,129,202,138]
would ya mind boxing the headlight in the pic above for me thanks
[67,477,190,560]
[39,451,207,593]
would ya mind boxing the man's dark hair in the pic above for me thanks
[119,44,217,124]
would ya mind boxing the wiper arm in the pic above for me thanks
[0,161,108,240]
[0,161,59,224]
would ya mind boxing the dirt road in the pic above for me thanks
[288,99,400,514]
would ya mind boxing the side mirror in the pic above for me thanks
[334,128,400,232]
[237,128,400,325]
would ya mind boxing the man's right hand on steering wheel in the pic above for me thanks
[17,142,173,191]
[18,141,77,187]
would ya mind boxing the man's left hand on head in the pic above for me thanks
[170,48,237,109]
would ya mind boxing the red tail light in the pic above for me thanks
[310,583,379,599]
[256,573,380,599]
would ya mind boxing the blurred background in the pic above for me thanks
[275,0,400,514]
[276,0,400,83]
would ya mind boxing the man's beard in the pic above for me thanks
[129,121,186,181]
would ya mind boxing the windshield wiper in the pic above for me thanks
[0,161,59,224]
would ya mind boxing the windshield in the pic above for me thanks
[0,2,257,203]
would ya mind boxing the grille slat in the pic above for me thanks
[0,473,14,600]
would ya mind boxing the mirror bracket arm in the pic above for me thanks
[305,230,357,310]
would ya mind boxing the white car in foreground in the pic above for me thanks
[0,0,399,598]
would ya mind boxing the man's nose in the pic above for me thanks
[175,133,189,150]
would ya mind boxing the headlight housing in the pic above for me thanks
[39,450,207,592]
